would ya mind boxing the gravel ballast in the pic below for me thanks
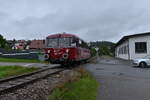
[0,69,80,100]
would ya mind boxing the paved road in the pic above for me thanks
[85,57,150,100]
[0,62,59,68]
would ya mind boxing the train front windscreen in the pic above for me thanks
[47,37,76,48]
[47,38,58,48]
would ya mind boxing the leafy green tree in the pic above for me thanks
[98,45,112,56]
[90,41,116,56]
[0,34,10,49]
[90,48,97,57]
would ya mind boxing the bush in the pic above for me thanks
[49,69,98,100]
[90,48,97,57]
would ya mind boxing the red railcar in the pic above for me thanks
[44,33,91,65]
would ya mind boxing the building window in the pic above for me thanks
[118,45,128,55]
[135,42,147,53]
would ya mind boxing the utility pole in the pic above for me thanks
[95,47,99,62]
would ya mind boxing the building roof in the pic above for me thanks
[29,40,45,49]
[115,32,150,47]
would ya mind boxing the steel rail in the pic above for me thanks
[0,65,63,95]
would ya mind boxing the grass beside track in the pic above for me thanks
[49,69,99,100]
[0,66,39,79]
[0,58,41,63]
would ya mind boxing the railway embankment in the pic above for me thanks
[48,67,98,100]
[0,65,98,100]
[0,67,80,100]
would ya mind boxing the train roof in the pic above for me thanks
[47,32,88,43]
[47,33,79,38]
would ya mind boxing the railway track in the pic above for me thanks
[0,65,64,95]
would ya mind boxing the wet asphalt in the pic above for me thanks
[85,57,150,100]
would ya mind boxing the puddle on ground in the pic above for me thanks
[112,72,124,76]
[96,68,104,70]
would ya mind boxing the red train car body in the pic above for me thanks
[44,33,91,64]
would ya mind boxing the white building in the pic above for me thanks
[115,32,150,60]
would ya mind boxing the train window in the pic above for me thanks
[77,40,83,47]
[59,37,71,47]
[71,38,77,47]
[79,40,82,44]
[47,38,58,47]
[78,40,89,48]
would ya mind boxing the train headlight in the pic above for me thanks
[47,50,51,53]
[66,49,69,53]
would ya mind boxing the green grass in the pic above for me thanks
[49,70,99,100]
[0,66,38,79]
[0,57,41,63]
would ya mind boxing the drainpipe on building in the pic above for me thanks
[128,39,130,60]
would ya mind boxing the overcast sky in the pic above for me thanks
[0,0,150,42]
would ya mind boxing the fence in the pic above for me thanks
[0,49,44,60]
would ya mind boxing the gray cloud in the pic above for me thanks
[0,0,150,42]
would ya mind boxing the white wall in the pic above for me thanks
[129,35,150,59]
[115,40,129,60]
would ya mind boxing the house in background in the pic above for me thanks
[115,32,150,60]
[29,40,45,49]
[11,40,27,50]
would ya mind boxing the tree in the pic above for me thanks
[98,45,112,56]
[90,48,97,57]
[90,41,116,56]
[0,34,10,49]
